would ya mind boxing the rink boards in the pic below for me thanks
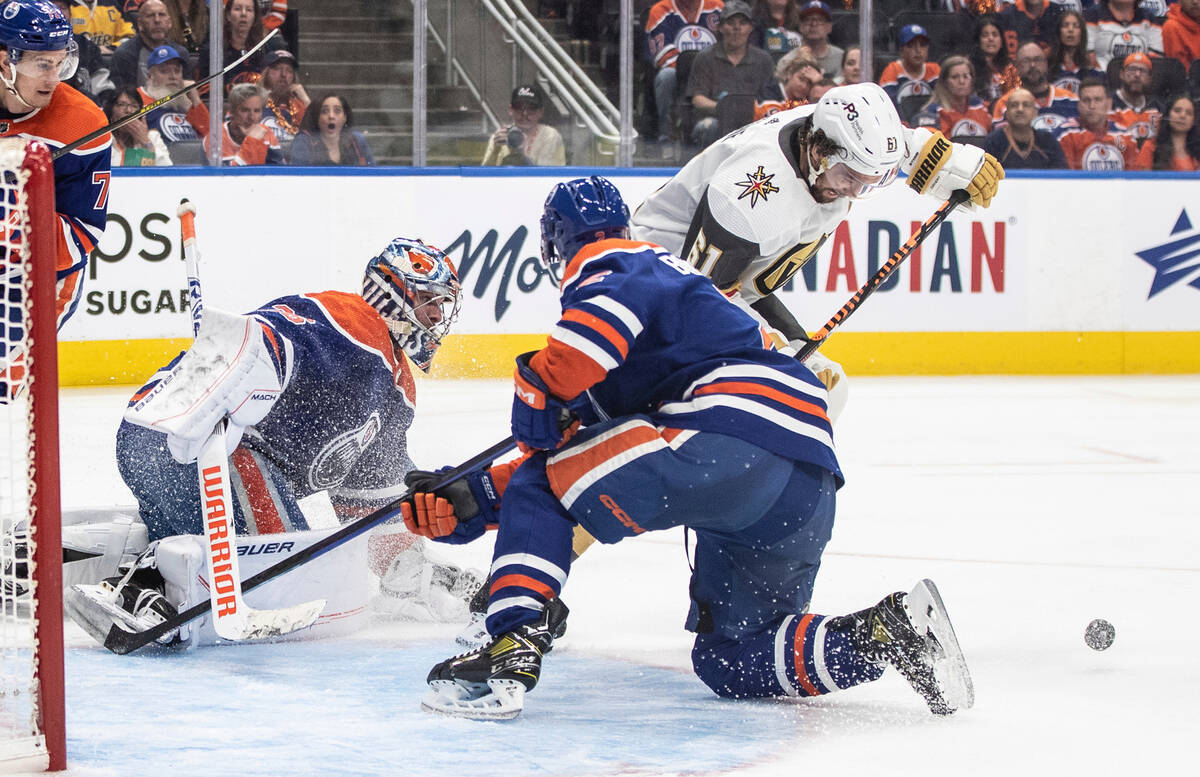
[59,168,1200,384]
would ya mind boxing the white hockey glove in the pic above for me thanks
[793,342,848,424]
[125,308,288,464]
[904,128,1004,208]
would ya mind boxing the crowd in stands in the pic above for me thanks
[638,0,1200,170]
[59,0,375,167]
[54,0,1200,171]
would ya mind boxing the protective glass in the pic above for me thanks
[10,41,79,81]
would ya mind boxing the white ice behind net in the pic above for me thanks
[0,138,46,763]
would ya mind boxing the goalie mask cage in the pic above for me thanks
[0,139,66,772]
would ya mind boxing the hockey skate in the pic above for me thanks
[828,578,974,715]
[422,599,569,721]
[63,554,181,648]
[455,581,570,649]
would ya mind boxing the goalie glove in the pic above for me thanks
[124,309,288,464]
[400,468,502,543]
[904,128,1004,208]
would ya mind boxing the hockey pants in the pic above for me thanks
[485,415,883,699]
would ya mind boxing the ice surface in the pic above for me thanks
[23,375,1200,776]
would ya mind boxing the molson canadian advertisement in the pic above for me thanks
[59,170,1199,383]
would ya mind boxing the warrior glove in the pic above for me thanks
[511,351,576,450]
[905,129,1005,208]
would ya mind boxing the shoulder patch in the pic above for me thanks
[734,165,780,208]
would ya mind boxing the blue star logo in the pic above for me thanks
[1135,209,1200,299]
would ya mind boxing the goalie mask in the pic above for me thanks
[362,238,462,372]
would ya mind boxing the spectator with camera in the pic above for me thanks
[481,84,566,166]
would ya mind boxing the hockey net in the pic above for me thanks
[0,138,66,772]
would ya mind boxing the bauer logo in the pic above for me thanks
[1135,209,1200,299]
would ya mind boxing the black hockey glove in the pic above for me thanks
[399,468,501,540]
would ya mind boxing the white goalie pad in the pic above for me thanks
[124,307,290,464]
[60,508,149,589]
[154,527,370,648]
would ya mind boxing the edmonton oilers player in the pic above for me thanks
[0,0,109,327]
[66,238,481,647]
[404,177,974,720]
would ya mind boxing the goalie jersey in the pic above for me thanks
[129,291,418,518]
[531,238,842,483]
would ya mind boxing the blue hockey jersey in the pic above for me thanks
[529,238,842,484]
[130,291,418,519]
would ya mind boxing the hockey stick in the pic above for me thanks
[796,189,970,362]
[178,199,326,642]
[98,435,518,654]
[50,29,279,161]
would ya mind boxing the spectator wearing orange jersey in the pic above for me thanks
[1110,52,1164,146]
[1059,78,1141,169]
[644,0,723,143]
[1136,94,1200,170]
[1163,0,1200,69]
[880,24,941,109]
[203,82,283,165]
[753,53,821,119]
[914,56,993,138]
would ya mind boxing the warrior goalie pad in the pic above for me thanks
[124,308,290,464]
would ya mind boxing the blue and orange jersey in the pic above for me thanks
[1058,123,1141,170]
[645,0,722,71]
[912,97,993,137]
[753,81,805,121]
[1,83,111,328]
[138,87,208,143]
[1109,100,1163,146]
[879,61,940,107]
[993,86,1079,136]
[129,291,417,518]
[529,238,842,483]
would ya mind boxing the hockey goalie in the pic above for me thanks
[64,237,484,649]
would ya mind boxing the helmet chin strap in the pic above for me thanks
[0,62,34,112]
[805,154,828,189]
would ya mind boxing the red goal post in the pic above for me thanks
[0,138,66,772]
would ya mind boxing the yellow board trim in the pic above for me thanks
[57,331,1200,387]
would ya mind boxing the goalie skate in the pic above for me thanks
[64,569,181,648]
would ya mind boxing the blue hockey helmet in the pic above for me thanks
[362,237,462,372]
[0,0,78,81]
[539,176,630,268]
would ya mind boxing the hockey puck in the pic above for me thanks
[1085,618,1115,651]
